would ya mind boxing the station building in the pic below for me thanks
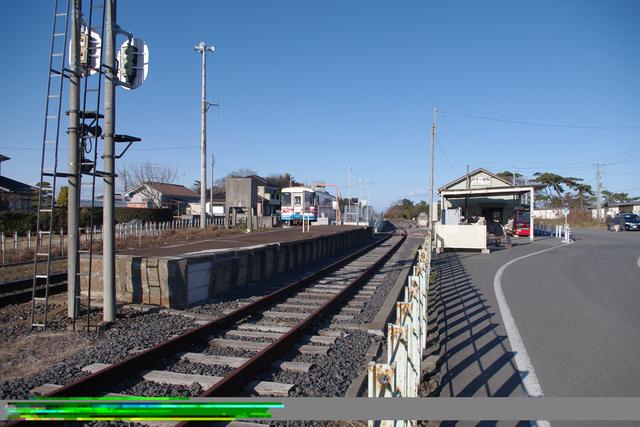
[436,168,546,251]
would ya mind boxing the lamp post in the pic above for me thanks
[194,42,214,229]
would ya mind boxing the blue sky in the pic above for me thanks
[1,1,639,211]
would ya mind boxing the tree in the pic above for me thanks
[496,171,527,185]
[266,173,302,192]
[57,186,68,208]
[602,190,640,205]
[385,198,417,219]
[32,182,53,210]
[572,183,595,210]
[117,161,180,208]
[117,161,180,192]
[532,173,583,207]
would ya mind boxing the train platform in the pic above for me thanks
[83,225,376,309]
[116,224,372,258]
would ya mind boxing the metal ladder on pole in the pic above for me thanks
[31,0,73,330]
[73,0,106,330]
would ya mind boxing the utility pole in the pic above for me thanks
[102,0,117,322]
[210,154,214,209]
[429,108,436,230]
[596,163,602,221]
[67,0,82,318]
[194,42,214,229]
[348,165,351,210]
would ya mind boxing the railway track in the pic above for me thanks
[0,273,67,308]
[6,229,409,425]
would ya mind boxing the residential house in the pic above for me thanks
[123,182,200,214]
[0,155,36,212]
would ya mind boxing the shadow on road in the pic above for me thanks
[435,251,524,399]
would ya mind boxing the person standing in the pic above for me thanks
[504,216,514,247]
[613,213,621,232]
[605,215,613,231]
[493,218,505,247]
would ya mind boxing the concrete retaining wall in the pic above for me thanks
[80,227,372,309]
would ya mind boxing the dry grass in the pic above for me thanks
[0,225,260,285]
[0,331,94,383]
[0,225,248,272]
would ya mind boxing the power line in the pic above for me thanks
[441,110,640,129]
[435,134,461,176]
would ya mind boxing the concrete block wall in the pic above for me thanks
[80,227,372,310]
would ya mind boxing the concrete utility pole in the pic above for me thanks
[596,163,602,221]
[194,42,214,229]
[102,0,117,322]
[348,165,351,211]
[210,154,214,209]
[429,108,436,230]
[67,0,82,318]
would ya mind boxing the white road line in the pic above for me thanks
[493,241,572,427]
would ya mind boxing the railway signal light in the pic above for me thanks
[119,44,138,84]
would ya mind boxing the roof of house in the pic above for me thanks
[246,175,279,188]
[438,168,514,191]
[126,182,200,199]
[0,176,36,194]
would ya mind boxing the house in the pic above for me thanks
[438,168,545,224]
[225,175,281,229]
[0,155,36,212]
[206,191,226,215]
[122,182,200,214]
[249,175,281,217]
[436,168,547,251]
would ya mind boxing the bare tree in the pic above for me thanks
[117,161,180,208]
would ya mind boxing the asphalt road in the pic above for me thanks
[434,228,640,427]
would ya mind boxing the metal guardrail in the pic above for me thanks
[368,231,433,427]
[533,223,571,240]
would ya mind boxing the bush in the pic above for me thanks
[0,211,37,234]
[114,207,174,224]
[79,207,103,229]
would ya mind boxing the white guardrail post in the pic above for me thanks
[369,231,432,427]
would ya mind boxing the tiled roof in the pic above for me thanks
[0,176,36,194]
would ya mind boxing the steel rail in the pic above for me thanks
[0,283,67,308]
[175,233,406,427]
[0,272,67,294]
[24,234,392,401]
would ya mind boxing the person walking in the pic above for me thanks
[493,218,505,247]
[605,215,613,231]
[613,213,621,232]
[504,216,514,247]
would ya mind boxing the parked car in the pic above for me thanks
[621,213,640,231]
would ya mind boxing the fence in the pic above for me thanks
[368,231,433,427]
[533,223,571,241]
[344,204,375,225]
[0,216,230,264]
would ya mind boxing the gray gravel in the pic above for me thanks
[0,223,425,427]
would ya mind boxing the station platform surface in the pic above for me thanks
[116,224,370,258]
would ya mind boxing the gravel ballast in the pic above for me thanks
[1,225,428,427]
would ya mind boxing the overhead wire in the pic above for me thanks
[435,134,461,176]
[441,110,640,129]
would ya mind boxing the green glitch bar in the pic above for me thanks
[6,398,283,421]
